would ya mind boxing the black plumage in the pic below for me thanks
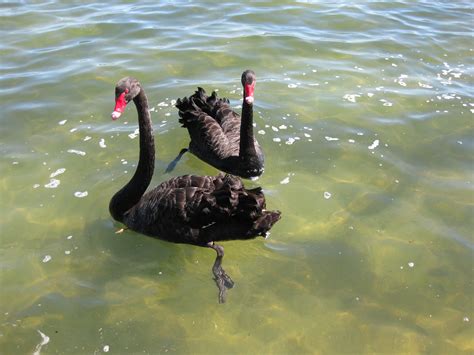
[167,70,265,179]
[109,77,281,302]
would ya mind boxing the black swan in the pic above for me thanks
[166,70,264,179]
[109,77,281,303]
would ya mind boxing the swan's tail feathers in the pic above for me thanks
[234,184,281,236]
[236,187,265,219]
[164,148,189,173]
[252,210,282,237]
[175,87,231,125]
[213,173,243,191]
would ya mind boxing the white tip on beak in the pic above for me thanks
[245,96,254,104]
[111,111,122,120]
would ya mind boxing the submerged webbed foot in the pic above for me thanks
[165,148,188,173]
[207,242,234,303]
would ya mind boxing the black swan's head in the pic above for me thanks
[111,76,142,120]
[241,70,256,105]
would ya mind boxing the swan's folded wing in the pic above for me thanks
[126,173,240,224]
[213,103,241,137]
[123,174,280,244]
[153,174,215,191]
[180,111,233,159]
[124,184,232,241]
[176,89,239,159]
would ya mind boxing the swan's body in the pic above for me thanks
[168,70,264,179]
[109,77,280,302]
[114,173,277,245]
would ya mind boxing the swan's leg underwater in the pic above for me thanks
[207,241,234,303]
[165,148,188,173]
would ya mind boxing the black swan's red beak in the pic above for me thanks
[112,91,127,120]
[244,83,255,104]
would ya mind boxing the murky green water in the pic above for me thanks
[1,1,473,354]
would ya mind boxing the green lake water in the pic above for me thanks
[0,1,473,354]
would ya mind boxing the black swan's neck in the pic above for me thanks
[239,97,257,160]
[109,89,155,222]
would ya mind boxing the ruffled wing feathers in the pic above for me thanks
[123,173,280,243]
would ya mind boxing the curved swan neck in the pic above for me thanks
[109,88,155,222]
[239,98,257,159]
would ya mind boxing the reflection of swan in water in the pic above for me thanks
[109,77,281,302]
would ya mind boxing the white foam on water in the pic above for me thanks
[33,330,50,355]
[74,191,88,198]
[418,82,433,88]
[368,139,380,150]
[343,94,360,103]
[67,149,86,156]
[128,128,139,139]
[50,168,66,178]
[379,99,393,106]
[44,179,60,189]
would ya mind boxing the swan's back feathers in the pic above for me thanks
[175,88,242,160]
[176,87,231,123]
[122,173,279,244]
[174,87,264,178]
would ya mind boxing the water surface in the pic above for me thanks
[1,1,473,354]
